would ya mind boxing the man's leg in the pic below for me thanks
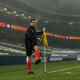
[34,45,41,64]
[27,56,31,72]
[34,46,39,61]
[27,56,34,74]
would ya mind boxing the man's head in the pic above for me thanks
[29,19,36,27]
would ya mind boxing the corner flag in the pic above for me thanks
[41,32,48,46]
[41,32,48,73]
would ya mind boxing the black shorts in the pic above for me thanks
[25,42,37,56]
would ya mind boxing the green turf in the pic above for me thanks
[0,61,80,80]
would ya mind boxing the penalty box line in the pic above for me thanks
[47,66,80,74]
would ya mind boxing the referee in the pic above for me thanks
[25,19,45,74]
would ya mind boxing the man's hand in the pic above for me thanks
[37,37,41,41]
[43,27,46,32]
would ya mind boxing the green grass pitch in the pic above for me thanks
[0,61,80,80]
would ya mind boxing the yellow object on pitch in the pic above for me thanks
[41,32,48,46]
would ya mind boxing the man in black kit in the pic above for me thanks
[25,19,45,74]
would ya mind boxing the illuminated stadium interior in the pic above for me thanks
[0,0,80,48]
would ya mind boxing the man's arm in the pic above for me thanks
[25,28,34,41]
[36,31,43,35]
[36,27,46,35]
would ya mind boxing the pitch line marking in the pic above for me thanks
[47,66,80,74]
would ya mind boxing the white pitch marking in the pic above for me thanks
[48,66,80,74]
[66,72,71,74]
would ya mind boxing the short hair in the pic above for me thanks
[29,19,36,23]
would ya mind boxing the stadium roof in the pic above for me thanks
[1,0,80,17]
